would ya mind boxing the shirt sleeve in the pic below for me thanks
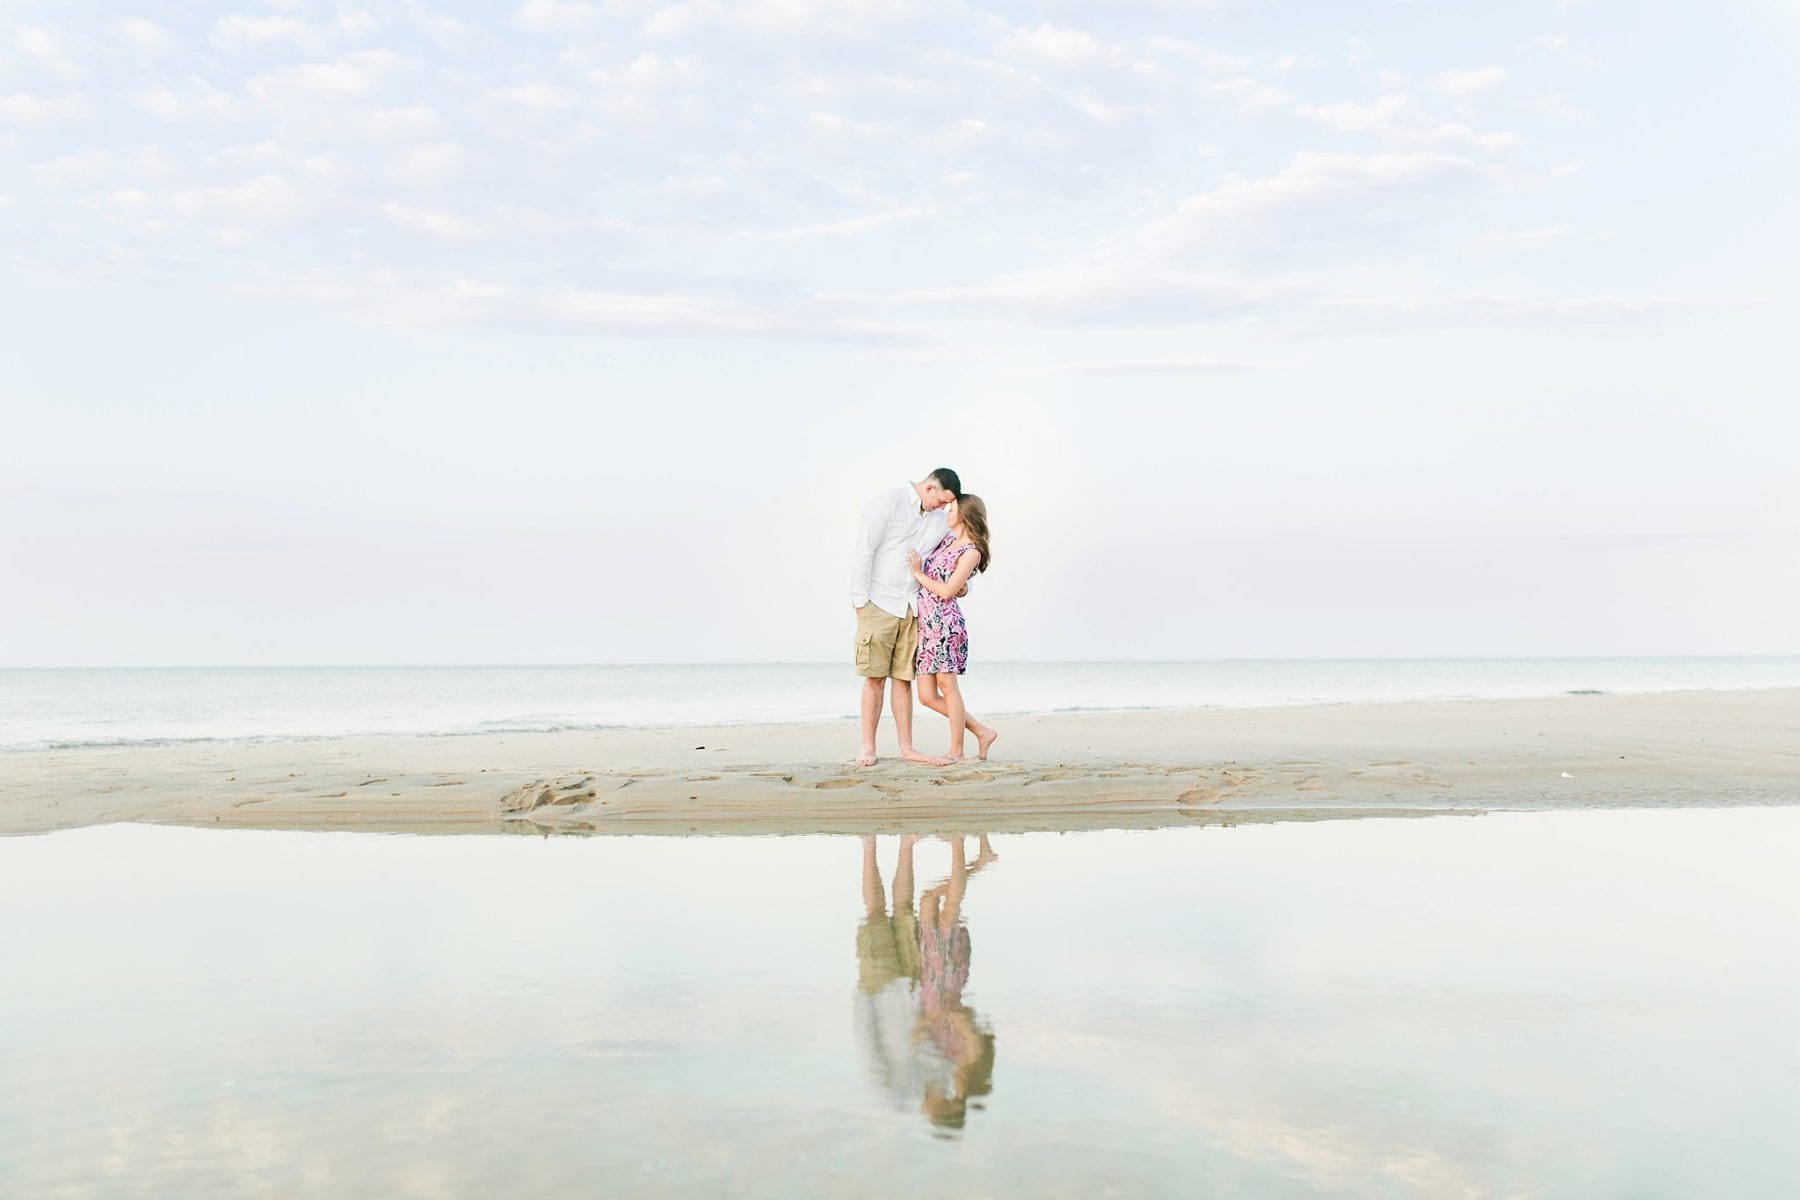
[849,492,888,608]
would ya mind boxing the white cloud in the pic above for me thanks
[550,287,770,333]
[807,111,875,137]
[642,1,721,40]
[1437,66,1509,101]
[382,201,476,237]
[34,150,114,187]
[588,53,697,90]
[1000,24,1108,67]
[1201,75,1292,112]
[106,188,153,211]
[1293,93,1518,151]
[387,142,466,183]
[1525,34,1603,69]
[736,0,913,33]
[114,18,171,57]
[213,15,313,49]
[734,207,932,241]
[368,103,442,137]
[0,93,87,124]
[132,81,237,123]
[1294,93,1408,133]
[247,50,404,104]
[1056,356,1268,375]
[133,88,186,121]
[1145,150,1476,252]
[1519,92,1583,121]
[516,0,601,32]
[169,175,308,224]
[14,24,83,77]
[1475,224,1577,250]
[486,82,572,110]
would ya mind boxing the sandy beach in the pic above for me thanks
[2,688,1794,838]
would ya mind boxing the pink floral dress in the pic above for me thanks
[915,534,978,675]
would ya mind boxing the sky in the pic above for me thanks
[3,0,1798,666]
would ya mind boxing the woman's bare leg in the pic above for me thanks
[938,673,968,760]
[923,674,997,761]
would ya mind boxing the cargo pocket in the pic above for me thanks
[855,631,875,673]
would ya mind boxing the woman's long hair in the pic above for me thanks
[955,494,991,574]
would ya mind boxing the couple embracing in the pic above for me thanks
[850,468,998,767]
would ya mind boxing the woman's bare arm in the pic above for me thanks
[911,548,980,600]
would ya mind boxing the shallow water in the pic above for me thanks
[3,810,1797,1197]
[6,656,1799,751]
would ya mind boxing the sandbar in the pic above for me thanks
[1,688,1794,838]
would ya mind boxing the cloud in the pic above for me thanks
[1294,93,1409,133]
[132,83,238,122]
[33,150,116,186]
[386,142,467,183]
[1293,92,1519,150]
[1142,150,1477,253]
[114,18,172,58]
[641,2,724,39]
[1473,224,1578,250]
[0,93,88,124]
[1437,66,1509,100]
[1055,356,1270,375]
[367,104,442,137]
[999,24,1110,67]
[1525,34,1603,69]
[169,175,309,224]
[485,82,573,110]
[732,207,933,241]
[213,15,313,49]
[382,201,476,237]
[247,50,405,105]
[516,0,602,32]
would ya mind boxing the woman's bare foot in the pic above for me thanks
[976,728,999,760]
[939,754,968,767]
[899,747,951,766]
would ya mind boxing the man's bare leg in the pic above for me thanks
[893,834,917,911]
[892,678,948,765]
[861,835,886,914]
[856,676,885,766]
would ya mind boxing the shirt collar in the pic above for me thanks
[903,482,925,514]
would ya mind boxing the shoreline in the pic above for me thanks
[2,687,1795,838]
[9,680,1800,758]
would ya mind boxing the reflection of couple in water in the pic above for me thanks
[854,833,999,1131]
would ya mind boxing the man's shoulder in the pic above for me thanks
[867,484,912,509]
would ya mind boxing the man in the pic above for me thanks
[850,468,963,766]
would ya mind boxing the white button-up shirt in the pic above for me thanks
[851,483,951,618]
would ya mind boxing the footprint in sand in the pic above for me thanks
[810,778,862,790]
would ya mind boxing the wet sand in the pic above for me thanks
[1,688,1794,838]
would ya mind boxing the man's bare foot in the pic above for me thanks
[976,728,999,760]
[854,749,877,767]
[940,754,968,767]
[899,747,951,766]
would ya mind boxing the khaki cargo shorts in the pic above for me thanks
[854,603,917,681]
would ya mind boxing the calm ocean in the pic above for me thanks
[2,657,1797,753]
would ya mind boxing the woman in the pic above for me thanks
[907,494,998,763]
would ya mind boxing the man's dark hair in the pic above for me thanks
[927,467,962,497]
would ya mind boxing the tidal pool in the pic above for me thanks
[2,809,1797,1197]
